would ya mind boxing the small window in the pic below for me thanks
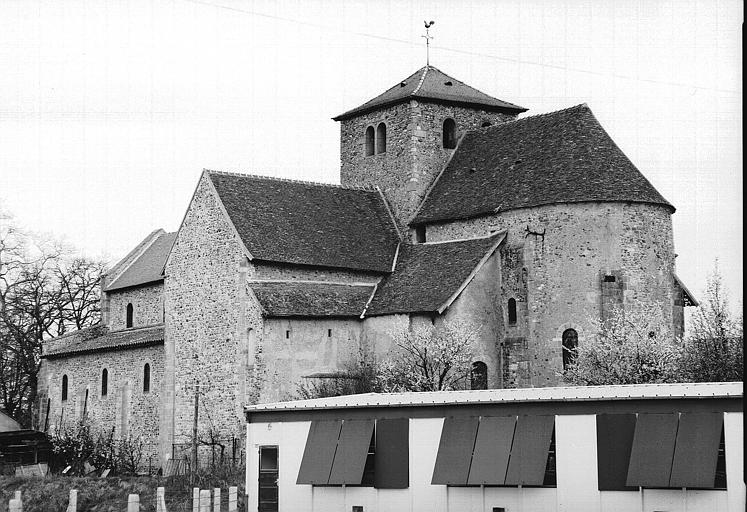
[62,375,68,401]
[126,303,133,328]
[470,361,488,390]
[443,118,457,149]
[101,368,108,397]
[376,123,386,154]
[603,275,616,283]
[508,298,517,325]
[143,363,150,393]
[285,330,290,339]
[365,126,375,156]
[562,328,578,370]
[481,121,492,127]
[415,225,426,243]
[327,329,332,338]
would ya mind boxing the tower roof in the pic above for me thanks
[412,104,674,225]
[333,66,527,121]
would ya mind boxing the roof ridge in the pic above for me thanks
[410,66,430,95]
[46,322,107,343]
[480,103,589,131]
[204,169,377,192]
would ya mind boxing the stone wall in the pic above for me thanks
[107,284,164,330]
[339,101,516,230]
[43,345,164,464]
[163,173,251,459]
[425,201,677,386]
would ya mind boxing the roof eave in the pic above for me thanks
[333,97,527,122]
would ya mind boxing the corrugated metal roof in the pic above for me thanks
[245,382,743,413]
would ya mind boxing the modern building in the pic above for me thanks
[245,382,744,512]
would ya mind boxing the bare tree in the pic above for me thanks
[0,208,103,426]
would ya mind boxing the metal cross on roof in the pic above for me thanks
[422,20,435,65]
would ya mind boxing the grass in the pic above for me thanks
[0,466,246,512]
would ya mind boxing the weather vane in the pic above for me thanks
[422,20,435,66]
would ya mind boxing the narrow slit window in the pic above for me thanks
[143,363,151,393]
[443,118,457,149]
[328,329,332,338]
[62,375,68,401]
[126,303,134,328]
[376,123,387,154]
[101,368,108,397]
[508,298,517,325]
[365,126,375,156]
[562,328,578,369]
[285,330,290,339]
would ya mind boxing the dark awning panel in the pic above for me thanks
[375,418,409,489]
[431,417,479,485]
[296,420,342,484]
[626,413,678,488]
[328,419,375,485]
[596,413,638,491]
[669,413,723,488]
[505,415,555,486]
[467,416,516,485]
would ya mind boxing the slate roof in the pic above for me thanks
[365,233,504,316]
[412,104,674,225]
[42,324,164,358]
[251,281,375,317]
[333,66,527,121]
[207,171,400,272]
[105,231,176,291]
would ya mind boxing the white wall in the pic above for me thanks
[246,412,744,512]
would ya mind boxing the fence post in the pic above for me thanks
[66,489,78,512]
[199,490,211,512]
[192,487,200,512]
[228,487,237,512]
[213,488,220,512]
[156,487,166,512]
[127,494,139,512]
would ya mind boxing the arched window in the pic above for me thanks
[470,361,488,390]
[101,368,108,397]
[481,121,492,127]
[143,363,150,393]
[376,123,386,154]
[62,375,68,401]
[126,303,133,328]
[562,329,578,370]
[508,298,517,325]
[365,126,375,156]
[443,118,457,149]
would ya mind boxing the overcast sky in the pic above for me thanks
[0,0,742,306]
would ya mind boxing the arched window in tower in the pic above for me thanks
[62,375,68,401]
[101,368,108,397]
[443,118,457,149]
[562,328,578,370]
[365,126,375,156]
[126,303,133,328]
[470,361,488,390]
[508,298,517,325]
[376,123,387,154]
[143,363,150,393]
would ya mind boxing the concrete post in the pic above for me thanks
[228,487,237,512]
[213,488,220,512]
[199,490,211,512]
[8,499,21,512]
[66,490,78,512]
[127,494,139,512]
[156,487,166,512]
[192,487,200,512]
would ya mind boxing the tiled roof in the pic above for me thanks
[246,382,744,413]
[251,281,375,317]
[105,231,176,291]
[207,171,400,273]
[412,104,674,225]
[365,233,504,316]
[42,324,164,358]
[333,66,527,121]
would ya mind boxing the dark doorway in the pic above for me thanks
[259,445,279,512]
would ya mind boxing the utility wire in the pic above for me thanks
[179,0,740,95]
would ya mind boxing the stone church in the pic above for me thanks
[39,65,696,466]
